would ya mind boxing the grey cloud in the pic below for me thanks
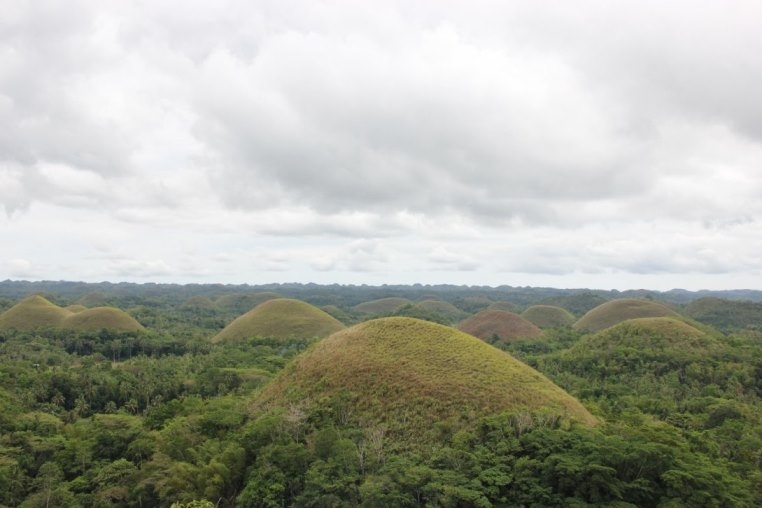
[193,27,647,222]
[0,1,133,175]
[310,239,389,272]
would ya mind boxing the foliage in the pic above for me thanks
[0,283,760,506]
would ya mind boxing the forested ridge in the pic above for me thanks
[0,281,760,507]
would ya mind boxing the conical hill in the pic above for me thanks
[457,309,543,343]
[416,300,468,322]
[573,298,679,332]
[571,317,713,354]
[0,295,72,331]
[353,297,412,315]
[212,298,345,343]
[61,307,145,333]
[557,317,721,389]
[215,292,282,314]
[522,305,576,328]
[255,318,597,446]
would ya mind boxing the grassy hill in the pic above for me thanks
[522,305,576,328]
[181,296,217,310]
[570,317,713,354]
[457,309,543,344]
[573,298,680,332]
[684,297,762,332]
[212,298,345,343]
[540,292,609,316]
[352,297,412,315]
[255,317,597,447]
[61,307,145,333]
[488,300,515,311]
[64,304,87,313]
[416,299,468,320]
[552,318,728,401]
[77,292,112,307]
[0,295,72,331]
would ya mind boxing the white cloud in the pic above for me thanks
[2,1,762,289]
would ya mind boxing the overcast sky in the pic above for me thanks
[2,0,762,290]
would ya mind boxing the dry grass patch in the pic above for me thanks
[255,317,597,447]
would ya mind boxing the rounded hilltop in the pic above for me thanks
[0,296,144,333]
[0,295,72,331]
[352,297,412,315]
[414,300,469,322]
[212,298,345,343]
[457,309,543,344]
[573,298,680,332]
[522,305,576,328]
[215,292,282,314]
[555,317,724,399]
[571,317,714,354]
[61,307,145,333]
[255,317,597,447]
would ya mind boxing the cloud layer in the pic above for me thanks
[2,0,762,289]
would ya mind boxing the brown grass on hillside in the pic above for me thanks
[254,317,597,447]
[458,309,543,343]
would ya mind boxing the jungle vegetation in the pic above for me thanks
[0,281,760,507]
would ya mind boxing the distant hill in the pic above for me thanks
[215,292,282,314]
[352,297,412,315]
[551,317,728,408]
[77,292,113,307]
[540,292,609,316]
[213,298,345,343]
[0,296,144,333]
[255,317,597,448]
[522,305,576,328]
[180,296,217,310]
[416,299,468,320]
[0,295,72,331]
[384,300,468,324]
[61,307,145,333]
[487,301,516,311]
[573,298,680,332]
[570,317,713,355]
[684,297,762,332]
[457,309,544,344]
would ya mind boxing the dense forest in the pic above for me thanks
[0,281,760,507]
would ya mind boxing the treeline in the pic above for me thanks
[1,292,761,506]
